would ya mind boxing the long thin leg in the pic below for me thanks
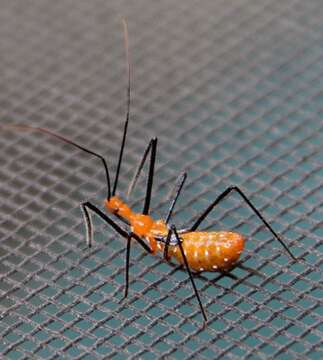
[171,225,207,322]
[127,139,155,198]
[123,232,134,299]
[81,203,152,301]
[190,186,296,260]
[143,137,157,215]
[163,228,173,261]
[80,203,94,248]
[165,172,187,224]
[126,137,158,215]
[80,201,152,254]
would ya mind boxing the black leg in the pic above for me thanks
[127,138,155,198]
[81,202,152,300]
[80,203,94,248]
[142,137,157,215]
[123,232,134,299]
[80,201,152,254]
[163,228,173,261]
[126,137,158,215]
[165,172,187,224]
[190,186,296,260]
[171,225,208,322]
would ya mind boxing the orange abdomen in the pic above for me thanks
[169,231,245,272]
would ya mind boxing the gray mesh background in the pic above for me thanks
[0,0,322,359]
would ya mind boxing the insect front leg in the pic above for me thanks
[127,137,158,215]
[81,201,151,249]
[81,202,153,299]
[81,201,126,247]
[80,201,152,254]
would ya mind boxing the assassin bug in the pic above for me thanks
[0,19,296,323]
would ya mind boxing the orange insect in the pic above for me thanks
[0,19,296,322]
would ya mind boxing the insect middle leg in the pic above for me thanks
[170,225,208,322]
[190,185,296,259]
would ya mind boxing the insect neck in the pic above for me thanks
[105,196,169,254]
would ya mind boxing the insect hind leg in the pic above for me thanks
[190,185,296,260]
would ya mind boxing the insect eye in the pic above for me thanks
[105,196,121,213]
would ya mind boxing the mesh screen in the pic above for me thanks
[0,0,322,358]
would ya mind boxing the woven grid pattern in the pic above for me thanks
[0,0,322,358]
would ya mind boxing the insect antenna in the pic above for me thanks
[112,18,131,196]
[0,124,112,199]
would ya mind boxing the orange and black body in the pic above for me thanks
[0,19,295,323]
[106,196,245,272]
